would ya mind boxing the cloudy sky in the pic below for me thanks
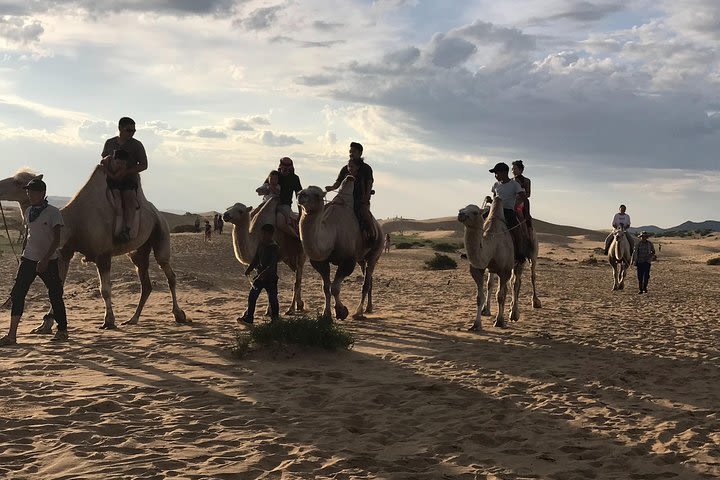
[1,0,718,229]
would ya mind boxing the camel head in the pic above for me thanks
[297,186,326,214]
[0,170,42,204]
[612,227,627,242]
[222,203,252,225]
[458,204,483,229]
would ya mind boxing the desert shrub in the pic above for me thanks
[707,257,720,266]
[579,255,598,265]
[395,242,414,249]
[172,224,198,233]
[232,314,354,358]
[424,253,457,270]
[433,242,460,253]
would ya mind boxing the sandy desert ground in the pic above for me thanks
[0,228,719,479]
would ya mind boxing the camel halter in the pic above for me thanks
[0,202,20,264]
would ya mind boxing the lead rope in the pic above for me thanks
[0,202,20,264]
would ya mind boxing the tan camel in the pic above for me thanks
[608,227,631,290]
[296,176,383,320]
[458,198,539,330]
[222,196,305,314]
[0,167,187,331]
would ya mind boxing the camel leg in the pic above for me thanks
[469,266,485,331]
[494,273,510,328]
[610,262,619,291]
[481,273,493,316]
[284,256,305,314]
[510,263,524,322]
[97,255,117,330]
[124,242,152,325]
[311,260,333,320]
[332,258,355,321]
[353,259,376,319]
[531,257,541,308]
[153,229,188,324]
[365,260,375,314]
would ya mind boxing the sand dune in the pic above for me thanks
[0,228,719,479]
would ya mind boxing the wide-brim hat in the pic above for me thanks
[637,231,651,238]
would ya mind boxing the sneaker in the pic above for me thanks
[236,315,253,327]
[51,330,69,342]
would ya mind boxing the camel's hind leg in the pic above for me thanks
[353,258,377,319]
[530,256,541,308]
[97,255,117,329]
[510,263,524,322]
[469,266,486,331]
[285,254,305,315]
[332,258,355,321]
[481,274,493,316]
[152,226,188,323]
[124,241,152,325]
[494,272,510,328]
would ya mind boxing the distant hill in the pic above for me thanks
[380,216,606,241]
[631,220,720,234]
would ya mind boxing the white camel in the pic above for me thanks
[608,227,632,291]
[296,176,383,320]
[0,167,187,331]
[458,198,539,330]
[222,197,305,314]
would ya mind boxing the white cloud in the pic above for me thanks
[260,130,303,147]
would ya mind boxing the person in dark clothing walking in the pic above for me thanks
[631,231,656,294]
[238,224,280,326]
[277,157,302,238]
[1,178,68,345]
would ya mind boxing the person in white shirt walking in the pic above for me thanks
[1,178,68,346]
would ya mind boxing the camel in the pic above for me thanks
[222,197,305,315]
[458,198,540,330]
[296,176,383,320]
[0,167,187,331]
[608,227,631,291]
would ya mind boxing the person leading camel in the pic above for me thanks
[277,158,302,238]
[603,204,634,255]
[631,231,656,294]
[489,162,527,263]
[325,142,375,243]
[101,117,148,243]
[1,178,68,346]
[512,160,532,229]
[238,224,281,326]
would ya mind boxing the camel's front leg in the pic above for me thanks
[510,263,524,322]
[611,262,620,291]
[285,257,305,314]
[531,257,541,308]
[332,258,355,320]
[469,266,486,331]
[96,255,117,329]
[353,259,375,319]
[311,260,333,320]
[494,273,510,328]
[618,262,627,290]
[481,273,494,316]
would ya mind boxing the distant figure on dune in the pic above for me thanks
[631,231,656,294]
[204,220,212,242]
[384,233,391,253]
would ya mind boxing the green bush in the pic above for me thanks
[433,242,460,253]
[232,315,354,358]
[424,253,457,270]
[172,224,198,233]
[395,242,414,249]
[707,257,720,266]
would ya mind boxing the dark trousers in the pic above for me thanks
[11,257,67,330]
[246,278,279,322]
[636,262,651,291]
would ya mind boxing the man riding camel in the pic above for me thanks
[489,162,528,263]
[276,157,302,238]
[325,142,376,243]
[101,117,147,243]
[604,204,635,255]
